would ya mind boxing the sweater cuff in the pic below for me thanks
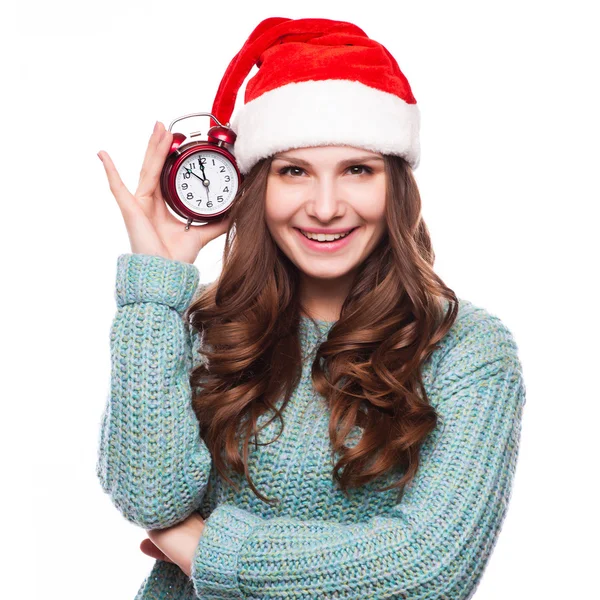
[190,504,264,599]
[115,253,199,314]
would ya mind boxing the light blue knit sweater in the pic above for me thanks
[96,252,526,599]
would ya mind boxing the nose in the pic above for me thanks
[308,177,345,222]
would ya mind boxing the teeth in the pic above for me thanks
[300,229,353,241]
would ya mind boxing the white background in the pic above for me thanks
[1,0,598,598]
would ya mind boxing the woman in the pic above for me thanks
[96,16,526,599]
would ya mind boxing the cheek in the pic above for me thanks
[265,179,300,226]
[371,179,387,219]
[350,180,387,223]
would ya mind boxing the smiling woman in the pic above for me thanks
[265,146,388,319]
[96,14,526,600]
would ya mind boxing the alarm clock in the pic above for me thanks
[159,112,242,230]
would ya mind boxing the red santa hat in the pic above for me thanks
[211,17,421,175]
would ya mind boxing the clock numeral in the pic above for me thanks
[200,157,207,165]
[223,186,229,193]
[189,163,196,169]
[186,192,194,200]
[219,166,225,173]
[207,200,213,208]
[217,195,224,203]
[212,158,216,165]
[183,171,191,179]
[181,183,188,190]
[224,175,230,182]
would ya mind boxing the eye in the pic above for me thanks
[278,165,305,177]
[348,165,374,175]
[277,164,374,177]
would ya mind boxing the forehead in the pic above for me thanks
[272,145,383,162]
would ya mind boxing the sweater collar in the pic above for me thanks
[298,315,337,352]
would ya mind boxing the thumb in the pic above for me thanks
[97,150,135,214]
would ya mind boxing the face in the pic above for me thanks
[265,145,387,288]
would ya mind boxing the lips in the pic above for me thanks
[296,227,357,235]
[297,227,357,240]
[293,226,359,252]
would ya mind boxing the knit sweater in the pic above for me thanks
[96,252,526,600]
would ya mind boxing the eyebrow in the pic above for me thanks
[272,154,384,168]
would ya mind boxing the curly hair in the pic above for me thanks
[184,153,459,506]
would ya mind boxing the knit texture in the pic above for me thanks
[96,253,526,600]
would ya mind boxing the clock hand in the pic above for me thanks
[198,161,209,183]
[197,162,211,202]
[184,166,204,182]
[183,165,210,203]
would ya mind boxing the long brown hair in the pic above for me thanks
[184,153,459,506]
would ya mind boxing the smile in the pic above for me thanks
[294,227,359,252]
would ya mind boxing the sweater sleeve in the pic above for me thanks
[95,253,213,531]
[189,314,526,599]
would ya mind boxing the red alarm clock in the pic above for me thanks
[160,112,243,230]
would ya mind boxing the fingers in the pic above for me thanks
[140,538,173,563]
[194,213,233,247]
[217,214,233,237]
[141,121,163,167]
[97,150,133,213]
[138,121,164,186]
[136,122,173,198]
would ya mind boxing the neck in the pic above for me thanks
[298,269,356,322]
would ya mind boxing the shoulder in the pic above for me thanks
[443,297,520,360]
[424,297,523,386]
[192,281,213,302]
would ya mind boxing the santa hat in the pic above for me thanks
[211,17,421,175]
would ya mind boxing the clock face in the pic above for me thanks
[175,149,239,215]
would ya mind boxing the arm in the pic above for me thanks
[189,313,526,599]
[96,253,213,530]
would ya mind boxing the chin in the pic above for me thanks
[296,261,357,280]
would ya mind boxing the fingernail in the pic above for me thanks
[154,121,159,132]
[97,152,103,162]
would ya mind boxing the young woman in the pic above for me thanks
[96,17,526,600]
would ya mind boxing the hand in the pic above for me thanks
[97,121,231,264]
[141,511,206,577]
